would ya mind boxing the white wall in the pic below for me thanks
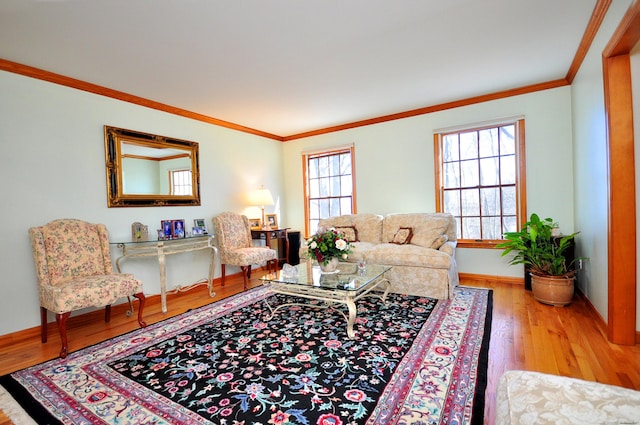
[571,0,635,324]
[0,70,284,335]
[282,87,575,279]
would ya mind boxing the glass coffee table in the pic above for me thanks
[260,262,392,339]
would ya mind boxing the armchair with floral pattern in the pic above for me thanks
[212,212,278,290]
[29,219,146,358]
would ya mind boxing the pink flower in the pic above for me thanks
[295,353,312,362]
[317,413,343,425]
[217,373,234,382]
[269,410,290,425]
[324,340,342,349]
[344,389,366,402]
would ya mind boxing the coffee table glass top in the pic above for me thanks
[261,262,391,291]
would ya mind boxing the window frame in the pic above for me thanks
[169,168,192,196]
[434,119,527,248]
[302,146,357,238]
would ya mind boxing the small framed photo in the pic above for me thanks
[249,218,262,230]
[192,227,204,236]
[172,219,185,238]
[265,214,278,229]
[193,218,208,234]
[161,220,173,239]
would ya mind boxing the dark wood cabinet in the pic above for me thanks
[251,228,290,266]
[287,231,301,265]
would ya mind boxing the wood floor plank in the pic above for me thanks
[1,276,639,425]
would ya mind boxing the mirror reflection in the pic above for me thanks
[104,126,201,207]
[120,142,192,195]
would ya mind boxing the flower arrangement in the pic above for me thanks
[306,227,352,265]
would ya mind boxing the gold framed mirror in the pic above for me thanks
[104,126,201,207]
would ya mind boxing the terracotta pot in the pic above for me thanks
[319,257,339,273]
[531,274,575,306]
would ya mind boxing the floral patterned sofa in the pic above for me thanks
[305,213,459,299]
[496,370,640,424]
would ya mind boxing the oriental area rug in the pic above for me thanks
[0,285,492,425]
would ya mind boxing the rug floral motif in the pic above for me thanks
[0,286,491,425]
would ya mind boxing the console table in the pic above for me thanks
[112,236,217,313]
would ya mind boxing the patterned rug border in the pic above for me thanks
[0,288,270,425]
[367,287,492,424]
[0,286,492,425]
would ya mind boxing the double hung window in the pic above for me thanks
[170,169,192,196]
[303,146,356,236]
[434,119,526,247]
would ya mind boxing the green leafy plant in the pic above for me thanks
[496,213,579,277]
[306,227,352,265]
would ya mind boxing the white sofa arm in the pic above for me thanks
[496,370,640,425]
[438,240,456,257]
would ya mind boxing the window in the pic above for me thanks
[303,146,356,236]
[170,169,192,195]
[434,119,526,247]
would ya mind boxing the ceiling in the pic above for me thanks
[0,0,598,138]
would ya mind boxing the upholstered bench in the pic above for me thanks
[496,370,640,424]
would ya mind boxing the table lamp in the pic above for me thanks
[251,185,275,230]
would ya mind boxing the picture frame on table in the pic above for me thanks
[192,227,204,236]
[193,218,208,234]
[249,218,262,230]
[265,214,278,229]
[161,220,172,239]
[172,219,186,238]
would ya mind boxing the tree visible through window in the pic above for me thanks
[435,119,526,246]
[171,169,192,195]
[303,147,356,236]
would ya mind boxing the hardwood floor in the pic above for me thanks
[1,274,639,425]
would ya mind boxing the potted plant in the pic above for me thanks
[496,213,580,306]
[306,227,352,273]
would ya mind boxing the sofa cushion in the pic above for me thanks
[345,242,375,262]
[391,227,413,244]
[383,213,451,249]
[366,244,452,269]
[319,214,383,244]
[334,226,358,242]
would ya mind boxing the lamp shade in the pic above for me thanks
[250,187,274,207]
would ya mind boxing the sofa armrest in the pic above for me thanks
[496,370,640,425]
[439,240,456,256]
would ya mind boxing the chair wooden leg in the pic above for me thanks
[240,265,250,291]
[221,264,226,286]
[247,265,252,279]
[40,307,48,343]
[105,305,111,323]
[56,312,71,359]
[133,292,147,327]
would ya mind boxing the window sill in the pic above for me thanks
[456,240,504,249]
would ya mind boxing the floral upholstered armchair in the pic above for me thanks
[29,219,146,358]
[212,212,278,290]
